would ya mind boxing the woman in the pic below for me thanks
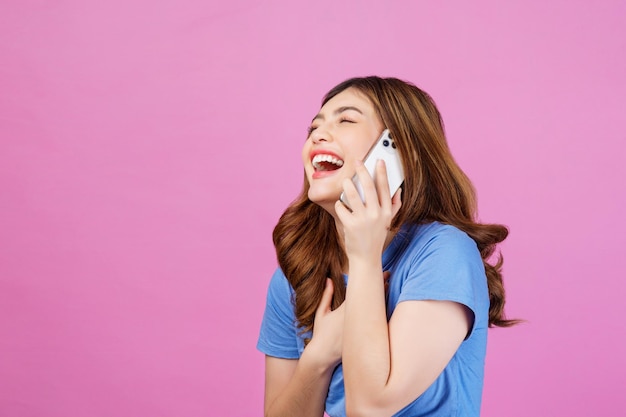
[257,76,516,417]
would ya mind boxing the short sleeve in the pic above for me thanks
[257,268,301,359]
[397,225,488,333]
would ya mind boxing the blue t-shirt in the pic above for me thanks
[257,222,489,417]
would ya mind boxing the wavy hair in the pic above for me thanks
[273,76,517,337]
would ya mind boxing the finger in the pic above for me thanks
[340,176,364,212]
[375,159,392,210]
[315,278,334,318]
[335,199,352,225]
[391,187,402,218]
[354,160,378,208]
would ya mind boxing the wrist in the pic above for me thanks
[347,257,383,277]
[301,340,340,374]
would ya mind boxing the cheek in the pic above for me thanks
[355,141,376,161]
[354,129,381,160]
[301,142,310,165]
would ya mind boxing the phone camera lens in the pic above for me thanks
[383,139,390,147]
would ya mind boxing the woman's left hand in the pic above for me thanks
[335,159,402,261]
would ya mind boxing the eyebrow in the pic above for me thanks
[311,106,363,122]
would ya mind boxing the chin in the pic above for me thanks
[307,187,340,208]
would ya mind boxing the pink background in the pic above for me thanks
[1,1,625,416]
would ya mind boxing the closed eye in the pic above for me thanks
[307,117,355,137]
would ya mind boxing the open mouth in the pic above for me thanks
[312,154,344,172]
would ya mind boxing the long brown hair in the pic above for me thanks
[273,76,517,336]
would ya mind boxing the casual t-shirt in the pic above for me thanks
[257,222,490,417]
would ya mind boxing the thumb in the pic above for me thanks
[315,278,334,318]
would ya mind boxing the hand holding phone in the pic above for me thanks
[340,129,404,209]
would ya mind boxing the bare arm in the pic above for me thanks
[336,160,472,417]
[342,264,471,416]
[263,354,332,417]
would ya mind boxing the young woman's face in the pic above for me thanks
[302,88,384,212]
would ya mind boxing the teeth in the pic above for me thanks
[312,154,344,170]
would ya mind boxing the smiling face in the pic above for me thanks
[302,88,384,213]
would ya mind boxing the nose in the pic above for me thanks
[310,126,331,144]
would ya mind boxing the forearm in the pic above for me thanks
[265,349,334,417]
[342,258,393,413]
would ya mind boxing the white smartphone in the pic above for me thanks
[340,129,405,209]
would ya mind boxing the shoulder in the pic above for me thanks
[257,268,301,358]
[265,268,295,305]
[402,222,481,264]
[390,222,488,315]
[420,221,475,243]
